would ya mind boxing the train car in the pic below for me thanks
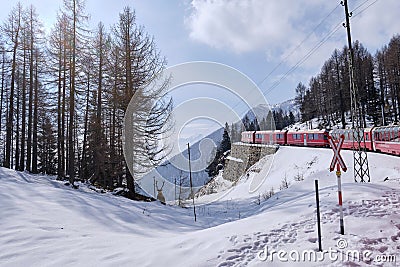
[286,130,329,147]
[241,131,256,144]
[274,130,288,145]
[372,125,400,155]
[254,130,288,145]
[241,130,287,145]
[330,128,374,150]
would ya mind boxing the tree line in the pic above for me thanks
[0,1,171,199]
[295,36,400,128]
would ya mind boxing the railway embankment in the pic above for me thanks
[223,142,278,182]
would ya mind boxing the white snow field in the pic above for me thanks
[0,146,399,267]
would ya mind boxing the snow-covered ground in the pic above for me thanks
[0,147,399,266]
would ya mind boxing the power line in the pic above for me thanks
[230,0,378,118]
[264,22,343,96]
[351,0,372,13]
[258,3,342,87]
[352,0,378,17]
[261,0,378,97]
[230,3,344,114]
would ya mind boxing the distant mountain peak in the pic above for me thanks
[271,99,299,115]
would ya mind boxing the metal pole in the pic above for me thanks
[342,0,370,183]
[315,180,322,251]
[336,164,345,235]
[187,143,197,222]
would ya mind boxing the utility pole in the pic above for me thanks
[187,143,197,222]
[341,0,370,182]
[153,176,156,198]
[174,176,177,205]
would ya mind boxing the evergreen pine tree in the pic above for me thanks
[206,123,232,177]
[220,122,231,152]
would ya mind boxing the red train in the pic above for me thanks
[241,125,400,156]
[241,130,287,145]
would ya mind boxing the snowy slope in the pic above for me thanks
[0,147,399,267]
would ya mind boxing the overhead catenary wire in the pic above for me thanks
[260,0,379,97]
[351,0,374,14]
[352,0,378,18]
[264,21,343,96]
[214,0,379,124]
[230,3,344,115]
[257,3,342,87]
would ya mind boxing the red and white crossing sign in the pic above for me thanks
[328,134,347,172]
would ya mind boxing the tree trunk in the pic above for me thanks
[15,69,20,171]
[32,50,38,173]
[57,32,63,179]
[20,37,27,171]
[0,50,5,159]
[5,9,21,168]
[27,9,34,172]
[68,0,77,185]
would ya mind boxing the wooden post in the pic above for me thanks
[336,164,345,235]
[315,180,322,251]
[153,176,156,199]
[187,143,197,222]
[174,176,177,204]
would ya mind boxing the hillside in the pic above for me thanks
[0,147,399,266]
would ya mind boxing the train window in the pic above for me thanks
[365,134,369,141]
[256,134,261,139]
[310,133,319,140]
[277,134,282,139]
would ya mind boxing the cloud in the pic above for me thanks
[186,0,400,66]
[351,0,400,52]
[186,0,333,54]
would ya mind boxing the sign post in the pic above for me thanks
[328,134,347,235]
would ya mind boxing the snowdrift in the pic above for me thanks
[0,147,399,266]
